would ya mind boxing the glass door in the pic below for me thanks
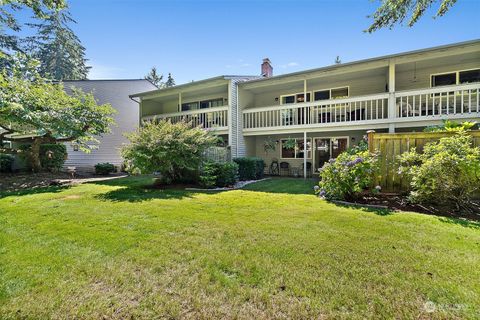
[331,138,348,158]
[314,138,331,171]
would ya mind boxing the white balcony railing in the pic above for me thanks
[395,83,480,120]
[243,93,389,131]
[143,106,228,131]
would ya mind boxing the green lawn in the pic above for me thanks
[0,176,479,319]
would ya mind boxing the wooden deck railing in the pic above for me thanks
[243,93,389,131]
[142,106,228,131]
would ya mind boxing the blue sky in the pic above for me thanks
[62,0,479,84]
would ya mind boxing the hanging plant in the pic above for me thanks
[283,137,297,150]
[264,136,276,154]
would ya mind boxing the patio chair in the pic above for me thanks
[301,162,312,177]
[269,159,279,176]
[279,162,290,176]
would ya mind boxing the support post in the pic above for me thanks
[366,130,376,153]
[303,131,307,179]
[178,92,182,112]
[388,60,396,133]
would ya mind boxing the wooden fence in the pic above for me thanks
[367,130,480,192]
[202,146,231,163]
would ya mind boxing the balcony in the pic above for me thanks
[142,106,229,133]
[242,83,480,133]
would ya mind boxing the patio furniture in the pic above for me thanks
[66,166,76,179]
[269,159,279,175]
[301,162,312,177]
[279,162,290,176]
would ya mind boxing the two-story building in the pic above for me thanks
[131,40,480,178]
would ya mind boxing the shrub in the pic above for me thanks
[199,161,239,188]
[316,148,378,201]
[95,162,116,175]
[122,120,218,184]
[0,154,14,173]
[398,131,480,213]
[39,144,67,172]
[233,157,264,181]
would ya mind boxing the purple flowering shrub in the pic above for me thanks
[316,149,378,201]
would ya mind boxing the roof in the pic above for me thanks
[129,75,259,99]
[240,39,480,85]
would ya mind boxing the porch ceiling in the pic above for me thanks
[143,83,229,103]
[396,51,480,72]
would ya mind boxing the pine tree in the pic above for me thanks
[165,73,175,87]
[27,8,90,80]
[145,66,164,88]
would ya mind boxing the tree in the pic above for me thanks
[366,0,457,33]
[122,120,218,184]
[0,0,66,56]
[144,66,164,88]
[334,56,341,64]
[165,72,175,87]
[0,54,115,172]
[26,9,90,80]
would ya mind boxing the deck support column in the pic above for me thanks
[303,131,307,179]
[388,60,396,133]
[178,92,182,112]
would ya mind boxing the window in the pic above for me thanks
[280,138,312,159]
[431,69,480,87]
[182,98,224,111]
[459,69,480,84]
[314,86,349,101]
[431,73,456,87]
[181,101,199,111]
[280,92,311,104]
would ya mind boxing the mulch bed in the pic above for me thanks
[350,193,480,222]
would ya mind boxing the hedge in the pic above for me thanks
[233,157,264,181]
[0,154,14,173]
[95,162,116,175]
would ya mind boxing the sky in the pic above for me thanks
[58,0,480,84]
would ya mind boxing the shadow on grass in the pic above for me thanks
[330,201,393,216]
[0,185,71,199]
[438,216,480,230]
[91,175,220,203]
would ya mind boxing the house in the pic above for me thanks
[64,79,157,172]
[131,40,480,178]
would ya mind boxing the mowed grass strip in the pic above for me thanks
[0,176,479,319]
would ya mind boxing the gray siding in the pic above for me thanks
[63,80,157,171]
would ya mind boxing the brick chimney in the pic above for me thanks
[261,58,273,77]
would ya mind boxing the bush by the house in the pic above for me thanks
[398,131,480,213]
[95,162,116,175]
[0,154,14,173]
[39,144,67,172]
[199,161,239,188]
[122,120,218,184]
[233,157,264,181]
[316,145,378,201]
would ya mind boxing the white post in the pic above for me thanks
[388,60,396,133]
[303,131,307,179]
[178,92,182,112]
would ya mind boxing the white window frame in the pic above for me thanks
[430,68,480,87]
[180,97,225,111]
[280,138,312,160]
[313,86,350,101]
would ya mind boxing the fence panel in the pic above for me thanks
[202,146,231,163]
[368,130,480,193]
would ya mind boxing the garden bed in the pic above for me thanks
[344,193,480,221]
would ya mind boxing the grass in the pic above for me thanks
[0,176,479,319]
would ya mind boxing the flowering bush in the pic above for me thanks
[398,131,480,213]
[316,147,378,201]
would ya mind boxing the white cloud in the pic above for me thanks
[279,62,300,69]
[88,62,124,79]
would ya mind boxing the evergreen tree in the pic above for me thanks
[144,66,164,88]
[165,72,175,87]
[27,8,90,80]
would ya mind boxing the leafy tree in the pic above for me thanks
[0,0,66,56]
[26,8,90,80]
[165,72,175,87]
[366,0,457,33]
[144,66,164,88]
[122,120,218,184]
[0,54,115,172]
